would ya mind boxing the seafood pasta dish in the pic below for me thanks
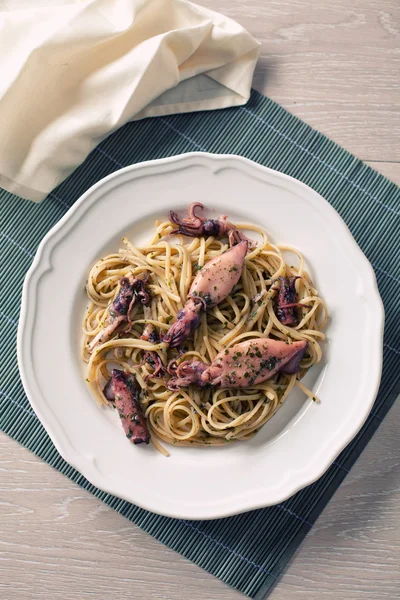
[82,203,328,456]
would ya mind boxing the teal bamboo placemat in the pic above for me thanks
[1,89,399,599]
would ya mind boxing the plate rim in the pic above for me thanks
[17,152,385,519]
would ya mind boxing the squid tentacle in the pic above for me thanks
[103,370,150,444]
[88,273,150,352]
[276,276,300,326]
[169,202,254,245]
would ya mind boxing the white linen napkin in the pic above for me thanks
[0,0,260,201]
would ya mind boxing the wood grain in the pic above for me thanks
[1,1,399,599]
[366,162,399,182]
[200,0,400,183]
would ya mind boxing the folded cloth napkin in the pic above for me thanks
[0,0,260,202]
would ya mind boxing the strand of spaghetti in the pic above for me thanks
[295,379,319,401]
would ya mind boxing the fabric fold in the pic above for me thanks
[0,0,260,201]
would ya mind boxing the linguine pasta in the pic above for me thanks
[82,219,328,455]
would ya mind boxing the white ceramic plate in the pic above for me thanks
[18,153,384,519]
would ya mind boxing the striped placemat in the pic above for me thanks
[1,89,399,599]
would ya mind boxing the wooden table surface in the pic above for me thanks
[1,1,399,599]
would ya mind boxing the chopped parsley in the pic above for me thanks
[260,356,279,371]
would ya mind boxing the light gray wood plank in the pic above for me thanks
[0,433,242,600]
[365,161,399,182]
[200,0,400,182]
